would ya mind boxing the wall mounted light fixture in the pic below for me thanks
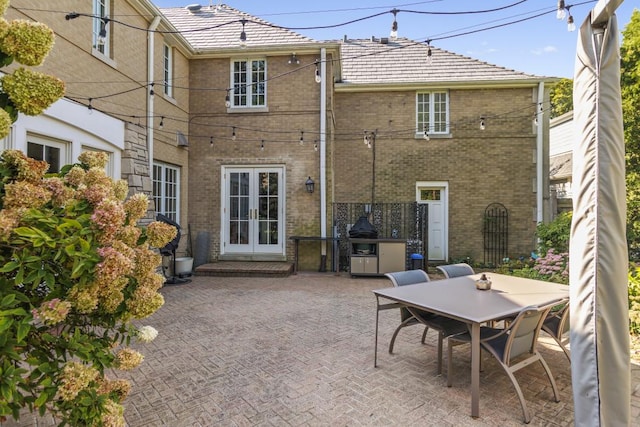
[305,177,315,193]
[288,53,300,64]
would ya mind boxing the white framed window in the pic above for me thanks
[26,135,70,174]
[416,91,449,135]
[231,59,266,108]
[153,161,180,222]
[92,0,111,57]
[163,44,173,97]
[81,146,114,177]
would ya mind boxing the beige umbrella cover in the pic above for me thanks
[570,10,630,426]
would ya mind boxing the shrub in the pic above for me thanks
[0,150,176,425]
[630,264,640,335]
[535,211,572,255]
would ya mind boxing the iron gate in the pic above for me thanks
[483,203,508,267]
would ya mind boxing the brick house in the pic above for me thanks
[161,5,555,269]
[2,0,190,230]
[1,2,555,270]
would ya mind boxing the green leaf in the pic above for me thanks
[34,391,48,407]
[0,261,19,273]
[0,294,15,307]
[16,322,30,343]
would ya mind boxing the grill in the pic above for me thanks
[349,215,378,239]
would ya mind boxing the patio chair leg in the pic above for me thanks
[388,317,414,354]
[503,367,531,424]
[537,354,560,402]
[421,326,429,344]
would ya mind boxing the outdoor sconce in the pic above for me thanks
[305,177,315,193]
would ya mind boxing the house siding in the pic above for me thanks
[334,87,541,262]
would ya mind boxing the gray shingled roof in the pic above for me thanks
[160,4,318,50]
[338,37,542,85]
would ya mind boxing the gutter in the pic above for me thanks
[147,16,161,178]
[536,81,544,223]
[320,48,328,245]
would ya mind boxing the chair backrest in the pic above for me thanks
[548,299,570,337]
[498,301,559,364]
[436,263,475,278]
[385,270,430,322]
[384,270,430,287]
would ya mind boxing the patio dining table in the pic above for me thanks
[373,273,569,419]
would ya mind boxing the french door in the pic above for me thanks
[222,167,284,255]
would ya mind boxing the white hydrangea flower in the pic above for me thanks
[136,325,158,343]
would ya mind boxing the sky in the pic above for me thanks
[150,1,637,78]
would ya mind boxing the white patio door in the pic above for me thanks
[223,167,284,255]
[416,182,448,261]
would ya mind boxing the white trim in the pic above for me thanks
[3,97,124,178]
[416,181,449,261]
[230,58,267,108]
[163,43,173,98]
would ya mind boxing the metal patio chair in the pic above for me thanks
[436,262,475,278]
[541,298,570,362]
[384,270,467,374]
[446,301,561,424]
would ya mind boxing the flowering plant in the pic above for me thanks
[0,1,64,138]
[0,150,175,425]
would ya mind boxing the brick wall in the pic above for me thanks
[333,87,543,262]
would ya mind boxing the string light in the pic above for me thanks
[159,116,164,129]
[260,140,265,151]
[426,40,433,65]
[239,19,247,48]
[97,18,108,46]
[210,136,214,147]
[149,82,154,96]
[299,131,304,145]
[314,60,321,83]
[314,141,318,151]
[423,127,430,141]
[566,7,576,31]
[225,89,231,108]
[480,117,486,130]
[232,126,237,140]
[556,0,567,20]
[390,9,398,40]
[88,98,93,114]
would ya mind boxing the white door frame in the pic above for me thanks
[416,181,448,261]
[220,165,286,256]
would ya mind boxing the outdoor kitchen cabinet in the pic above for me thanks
[349,238,406,276]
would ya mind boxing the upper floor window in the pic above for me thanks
[163,44,173,97]
[416,91,449,135]
[153,161,180,222]
[231,59,266,108]
[92,0,111,56]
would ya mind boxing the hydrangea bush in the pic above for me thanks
[0,0,65,136]
[0,150,176,425]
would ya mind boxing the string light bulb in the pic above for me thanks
[149,82,154,96]
[426,40,433,65]
[97,18,108,46]
[556,0,566,20]
[88,98,93,114]
[314,141,318,151]
[480,117,486,130]
[363,131,368,145]
[314,60,322,83]
[260,140,265,151]
[423,127,430,141]
[159,116,164,129]
[239,19,247,48]
[231,127,236,141]
[567,8,576,32]
[210,136,213,147]
[225,90,231,108]
[299,131,304,145]
[390,9,398,40]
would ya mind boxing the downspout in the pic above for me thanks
[536,81,544,223]
[320,48,328,256]
[147,16,161,176]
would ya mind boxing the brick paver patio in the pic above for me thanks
[4,273,640,426]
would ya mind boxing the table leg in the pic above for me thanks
[374,295,380,367]
[470,322,480,418]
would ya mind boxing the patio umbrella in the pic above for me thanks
[570,1,630,425]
